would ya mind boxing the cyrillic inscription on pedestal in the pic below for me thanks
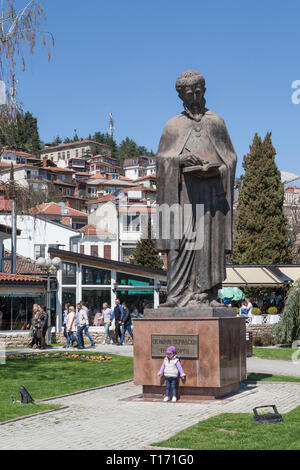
[151,334,199,359]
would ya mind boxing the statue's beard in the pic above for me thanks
[183,99,205,121]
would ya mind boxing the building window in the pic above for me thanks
[80,245,85,255]
[82,266,111,285]
[116,272,154,286]
[104,245,111,260]
[58,153,61,159]
[62,262,76,285]
[34,244,45,259]
[76,150,79,158]
[67,151,70,159]
[122,214,141,232]
[62,152,65,160]
[91,245,98,257]
[70,239,79,253]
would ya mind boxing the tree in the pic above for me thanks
[273,280,300,344]
[0,162,47,212]
[131,214,163,270]
[0,1,54,82]
[0,108,41,154]
[118,137,140,160]
[232,132,291,264]
[92,131,118,158]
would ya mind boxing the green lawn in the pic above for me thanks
[246,373,300,383]
[0,352,133,422]
[253,347,299,361]
[152,407,300,450]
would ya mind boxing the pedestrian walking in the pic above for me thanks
[63,303,70,342]
[76,302,88,349]
[28,304,40,348]
[119,302,133,345]
[81,301,96,347]
[64,306,79,348]
[110,298,123,345]
[38,306,48,349]
[102,302,113,344]
[158,346,186,402]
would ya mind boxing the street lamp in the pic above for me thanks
[36,256,61,346]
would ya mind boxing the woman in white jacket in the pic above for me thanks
[102,302,113,344]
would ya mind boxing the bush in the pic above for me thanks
[252,307,262,315]
[267,306,278,314]
[253,332,276,346]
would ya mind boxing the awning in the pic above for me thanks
[223,266,294,287]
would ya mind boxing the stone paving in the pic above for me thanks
[1,345,300,450]
[1,380,300,450]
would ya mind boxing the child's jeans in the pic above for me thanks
[165,376,177,398]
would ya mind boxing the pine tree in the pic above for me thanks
[232,132,291,264]
[0,109,41,155]
[273,280,300,343]
[131,215,164,270]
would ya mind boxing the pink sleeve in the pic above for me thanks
[176,360,186,377]
[158,362,165,375]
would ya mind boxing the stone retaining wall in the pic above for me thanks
[246,324,276,346]
[0,330,133,348]
[0,324,276,348]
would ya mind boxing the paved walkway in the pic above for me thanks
[6,345,300,377]
[2,346,300,450]
[5,343,134,358]
[247,356,300,377]
[1,380,299,450]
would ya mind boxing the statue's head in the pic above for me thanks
[176,70,206,121]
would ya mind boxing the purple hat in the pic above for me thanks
[166,346,176,354]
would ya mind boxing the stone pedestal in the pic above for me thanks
[133,307,247,401]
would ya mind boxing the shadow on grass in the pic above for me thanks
[246,373,273,382]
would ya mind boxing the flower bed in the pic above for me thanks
[7,352,113,362]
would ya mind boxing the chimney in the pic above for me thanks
[61,215,71,226]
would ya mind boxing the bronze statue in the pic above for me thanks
[156,70,237,307]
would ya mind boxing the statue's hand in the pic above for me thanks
[180,151,203,167]
[218,164,227,179]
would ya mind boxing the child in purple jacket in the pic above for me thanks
[158,346,186,402]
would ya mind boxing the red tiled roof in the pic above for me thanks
[1,149,33,157]
[46,167,75,173]
[41,140,111,152]
[0,273,46,283]
[79,224,115,236]
[135,173,156,181]
[0,199,13,211]
[29,202,88,217]
[126,184,156,192]
[3,250,44,275]
[86,194,117,205]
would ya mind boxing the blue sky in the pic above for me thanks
[11,0,300,176]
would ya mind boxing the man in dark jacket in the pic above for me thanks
[119,302,133,346]
[38,306,48,349]
[110,299,123,345]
